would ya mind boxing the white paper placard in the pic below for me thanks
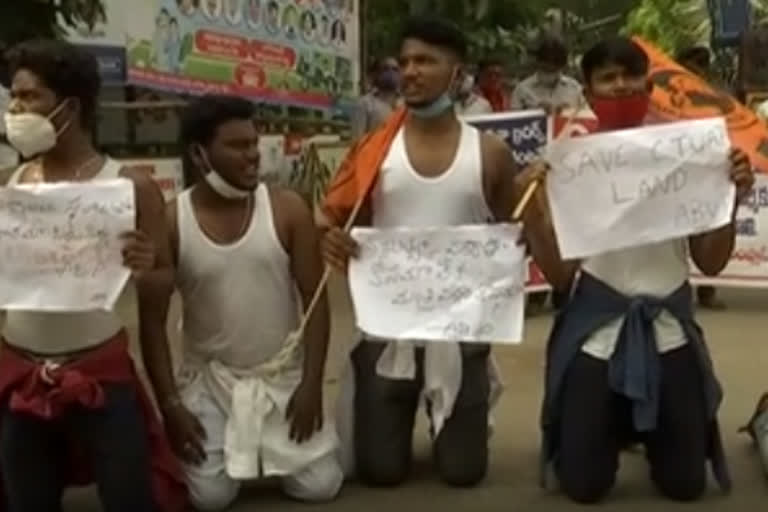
[348,224,526,344]
[0,179,135,311]
[546,117,735,260]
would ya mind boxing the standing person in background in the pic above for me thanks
[477,58,509,112]
[510,35,584,114]
[351,56,402,139]
[455,66,493,116]
[676,45,727,310]
[512,35,585,314]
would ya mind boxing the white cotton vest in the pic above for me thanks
[580,239,689,359]
[176,184,300,368]
[371,121,492,228]
[2,158,125,354]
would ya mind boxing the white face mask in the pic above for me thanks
[198,149,253,199]
[4,101,71,158]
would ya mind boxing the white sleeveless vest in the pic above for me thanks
[176,184,300,368]
[3,158,125,354]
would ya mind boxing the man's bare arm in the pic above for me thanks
[690,148,752,277]
[482,133,577,292]
[689,213,736,276]
[122,168,179,409]
[284,190,331,385]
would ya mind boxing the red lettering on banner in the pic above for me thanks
[127,68,332,107]
[250,42,297,69]
[196,31,250,60]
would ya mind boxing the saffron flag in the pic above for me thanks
[321,108,407,226]
[633,37,768,174]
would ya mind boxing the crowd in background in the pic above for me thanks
[354,35,730,312]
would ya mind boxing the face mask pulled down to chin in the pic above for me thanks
[198,148,254,199]
[588,93,651,131]
[4,101,71,158]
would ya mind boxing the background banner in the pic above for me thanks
[73,0,360,112]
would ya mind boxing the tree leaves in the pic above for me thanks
[0,0,106,47]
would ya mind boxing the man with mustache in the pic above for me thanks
[320,17,568,488]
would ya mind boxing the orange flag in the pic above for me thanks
[633,37,768,174]
[321,107,407,226]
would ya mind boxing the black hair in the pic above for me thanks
[581,37,649,84]
[532,36,568,67]
[176,0,200,6]
[478,58,503,72]
[180,94,255,148]
[400,17,467,60]
[5,39,101,129]
[180,95,255,186]
[376,56,398,71]
[170,17,179,25]
[676,46,710,65]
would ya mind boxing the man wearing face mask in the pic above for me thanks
[525,37,753,504]
[350,56,402,139]
[510,35,584,114]
[0,40,186,511]
[319,17,569,488]
[166,95,342,511]
[477,58,509,112]
[454,67,493,116]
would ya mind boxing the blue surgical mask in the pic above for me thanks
[409,93,454,118]
[409,67,460,118]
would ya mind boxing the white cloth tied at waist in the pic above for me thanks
[179,350,338,480]
[336,337,504,476]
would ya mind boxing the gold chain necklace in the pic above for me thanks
[198,191,255,244]
[29,153,104,183]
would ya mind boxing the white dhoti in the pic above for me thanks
[179,359,342,511]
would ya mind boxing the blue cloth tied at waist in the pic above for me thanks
[539,272,730,491]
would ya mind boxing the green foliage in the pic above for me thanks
[365,0,545,65]
[0,0,106,48]
[623,0,710,53]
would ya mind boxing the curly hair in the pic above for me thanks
[5,39,101,129]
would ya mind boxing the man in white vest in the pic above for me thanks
[167,94,342,511]
[319,17,569,488]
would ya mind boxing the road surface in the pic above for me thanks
[65,281,767,510]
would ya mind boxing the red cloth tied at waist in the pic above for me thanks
[0,331,188,512]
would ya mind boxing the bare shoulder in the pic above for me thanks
[479,130,511,156]
[268,185,313,222]
[479,130,516,173]
[118,165,164,202]
[165,197,178,226]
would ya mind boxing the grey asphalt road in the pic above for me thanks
[63,281,767,511]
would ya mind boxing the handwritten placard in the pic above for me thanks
[0,179,135,311]
[348,225,526,343]
[547,118,735,260]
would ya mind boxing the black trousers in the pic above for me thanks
[556,346,710,504]
[352,341,490,488]
[0,383,155,512]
